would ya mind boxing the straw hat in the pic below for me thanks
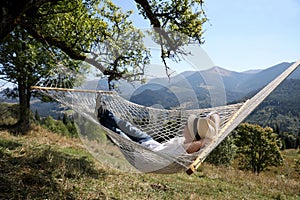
[187,113,219,140]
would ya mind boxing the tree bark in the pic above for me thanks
[17,80,31,133]
[134,0,161,28]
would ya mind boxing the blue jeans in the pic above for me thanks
[98,110,153,143]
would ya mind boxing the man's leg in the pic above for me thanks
[113,116,153,143]
[97,106,153,143]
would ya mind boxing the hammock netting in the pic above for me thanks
[32,60,300,174]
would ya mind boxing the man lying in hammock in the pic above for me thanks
[96,101,220,158]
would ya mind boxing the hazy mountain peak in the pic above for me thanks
[204,66,235,76]
[242,69,262,74]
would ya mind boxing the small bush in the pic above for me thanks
[205,135,236,166]
[41,116,77,137]
[0,103,18,125]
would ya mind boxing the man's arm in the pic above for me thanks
[183,140,205,154]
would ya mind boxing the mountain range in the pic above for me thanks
[127,62,300,109]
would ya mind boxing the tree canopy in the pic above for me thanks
[0,0,207,82]
[0,25,82,132]
[234,123,283,174]
[0,0,208,132]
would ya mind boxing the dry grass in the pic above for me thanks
[0,126,299,200]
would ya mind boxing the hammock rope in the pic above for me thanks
[32,60,300,174]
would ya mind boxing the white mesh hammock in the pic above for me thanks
[32,60,300,174]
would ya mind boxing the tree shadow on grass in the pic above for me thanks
[0,140,107,199]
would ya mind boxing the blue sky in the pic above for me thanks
[114,0,300,72]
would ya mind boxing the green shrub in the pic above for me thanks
[234,123,283,174]
[42,116,72,137]
[0,103,18,125]
[205,135,236,166]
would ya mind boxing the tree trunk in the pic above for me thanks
[17,81,31,134]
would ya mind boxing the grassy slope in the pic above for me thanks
[0,126,299,200]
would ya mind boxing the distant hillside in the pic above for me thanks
[30,100,66,118]
[130,87,180,109]
[130,67,249,108]
[130,62,300,108]
[246,79,300,134]
[235,62,300,93]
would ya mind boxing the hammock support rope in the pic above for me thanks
[32,60,300,175]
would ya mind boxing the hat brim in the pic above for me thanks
[187,114,199,140]
[197,118,218,139]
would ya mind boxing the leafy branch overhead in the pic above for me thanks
[0,0,208,84]
[135,0,207,76]
[135,0,206,44]
[18,0,149,86]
